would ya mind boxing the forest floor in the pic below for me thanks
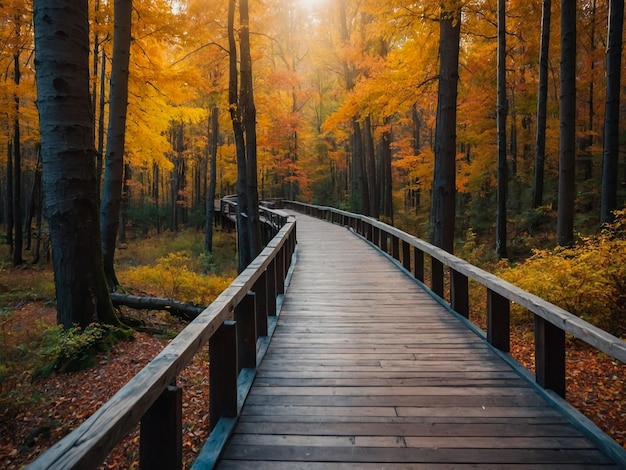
[0,275,624,468]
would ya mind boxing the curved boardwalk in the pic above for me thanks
[216,213,622,469]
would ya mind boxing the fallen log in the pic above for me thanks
[109,292,204,321]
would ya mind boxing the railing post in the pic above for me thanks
[431,258,444,297]
[235,291,257,371]
[267,259,277,316]
[253,271,268,337]
[209,321,238,430]
[402,241,411,271]
[140,384,183,470]
[413,249,424,282]
[276,247,285,295]
[487,289,510,352]
[451,270,469,318]
[534,315,566,397]
[392,236,400,261]
[380,231,388,253]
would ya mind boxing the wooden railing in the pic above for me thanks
[27,206,297,470]
[285,201,626,461]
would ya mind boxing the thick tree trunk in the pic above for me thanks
[205,107,219,253]
[100,0,132,289]
[533,0,551,209]
[228,0,251,273]
[600,0,624,224]
[34,0,116,328]
[239,0,262,260]
[431,6,461,253]
[496,0,508,259]
[557,0,576,246]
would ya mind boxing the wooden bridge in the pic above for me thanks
[28,202,626,469]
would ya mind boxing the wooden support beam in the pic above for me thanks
[535,315,566,398]
[487,289,510,352]
[235,291,257,371]
[209,321,237,430]
[253,271,268,337]
[451,270,469,318]
[431,258,444,297]
[139,385,183,470]
[402,241,411,271]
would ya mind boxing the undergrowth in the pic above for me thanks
[497,208,626,337]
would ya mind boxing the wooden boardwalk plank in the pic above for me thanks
[215,213,622,468]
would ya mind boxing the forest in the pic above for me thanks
[0,0,625,466]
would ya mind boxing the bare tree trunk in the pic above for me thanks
[532,0,551,209]
[431,5,461,253]
[240,0,262,260]
[557,0,576,246]
[228,0,251,273]
[364,115,379,218]
[380,116,393,222]
[353,120,369,214]
[5,140,13,250]
[100,0,132,289]
[96,50,106,197]
[205,107,218,253]
[496,0,508,259]
[12,51,24,266]
[600,0,624,224]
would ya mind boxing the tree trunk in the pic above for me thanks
[12,51,24,266]
[380,117,393,222]
[97,50,106,197]
[364,115,379,219]
[34,0,116,328]
[239,0,262,260]
[228,0,251,273]
[205,107,219,253]
[557,0,576,246]
[5,140,13,250]
[496,0,508,259]
[600,0,624,224]
[100,0,132,289]
[431,5,461,253]
[353,120,369,214]
[532,0,551,209]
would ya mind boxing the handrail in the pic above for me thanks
[27,208,297,469]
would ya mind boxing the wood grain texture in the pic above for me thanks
[215,213,623,469]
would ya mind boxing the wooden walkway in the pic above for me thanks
[215,213,622,469]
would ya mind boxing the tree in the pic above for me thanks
[100,0,133,289]
[205,107,219,253]
[557,0,576,246]
[496,0,508,258]
[431,2,461,253]
[239,0,262,260]
[532,0,552,209]
[600,0,624,224]
[33,0,117,328]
